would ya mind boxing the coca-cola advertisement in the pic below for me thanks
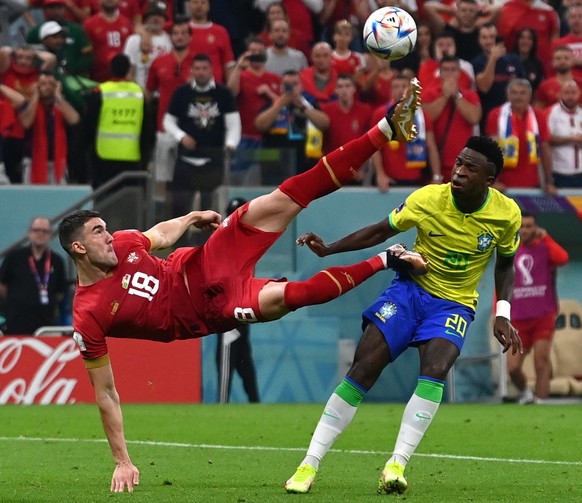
[0,336,201,404]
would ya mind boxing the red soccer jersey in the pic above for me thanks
[72,231,190,360]
[497,0,559,77]
[320,100,372,153]
[237,69,281,138]
[423,85,480,177]
[371,105,434,182]
[486,105,549,188]
[146,51,196,131]
[72,209,283,360]
[188,22,235,84]
[83,12,134,82]
[0,64,40,139]
[331,51,365,76]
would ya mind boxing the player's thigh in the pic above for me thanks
[417,338,460,380]
[242,189,302,233]
[257,280,290,320]
[346,323,392,390]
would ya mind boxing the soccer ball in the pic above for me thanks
[363,7,417,61]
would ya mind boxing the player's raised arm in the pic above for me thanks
[296,218,399,256]
[87,362,140,493]
[493,253,522,355]
[144,211,222,250]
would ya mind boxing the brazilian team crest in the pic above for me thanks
[375,302,397,323]
[476,232,493,252]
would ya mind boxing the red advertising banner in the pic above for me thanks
[0,336,201,404]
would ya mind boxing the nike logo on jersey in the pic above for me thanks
[428,231,446,237]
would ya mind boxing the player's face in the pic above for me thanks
[79,218,118,268]
[519,216,537,244]
[450,148,495,198]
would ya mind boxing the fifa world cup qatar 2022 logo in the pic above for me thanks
[0,337,84,404]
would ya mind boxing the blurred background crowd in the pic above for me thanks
[1,0,582,199]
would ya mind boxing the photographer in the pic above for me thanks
[226,37,280,186]
[255,69,329,178]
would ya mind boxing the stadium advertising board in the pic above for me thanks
[0,336,201,404]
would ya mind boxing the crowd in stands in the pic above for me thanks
[1,0,582,198]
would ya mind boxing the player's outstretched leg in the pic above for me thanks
[279,78,421,209]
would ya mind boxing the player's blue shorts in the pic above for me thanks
[362,273,476,362]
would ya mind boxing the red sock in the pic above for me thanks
[283,255,385,311]
[279,125,387,208]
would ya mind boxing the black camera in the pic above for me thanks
[283,82,294,93]
[248,53,267,63]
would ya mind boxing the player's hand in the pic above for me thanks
[493,316,522,355]
[296,232,329,257]
[193,210,221,231]
[110,462,140,493]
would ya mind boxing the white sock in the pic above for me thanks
[377,117,393,141]
[301,393,358,470]
[388,392,440,466]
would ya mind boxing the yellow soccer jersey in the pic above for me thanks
[388,183,521,309]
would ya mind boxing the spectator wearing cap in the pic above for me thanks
[26,1,93,78]
[83,0,134,82]
[123,0,171,89]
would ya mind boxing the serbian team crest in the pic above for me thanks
[477,232,493,252]
[126,252,139,263]
[375,302,398,323]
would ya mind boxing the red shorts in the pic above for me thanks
[179,203,285,335]
[512,312,556,351]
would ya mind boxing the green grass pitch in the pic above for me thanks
[1,403,581,502]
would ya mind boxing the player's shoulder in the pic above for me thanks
[408,183,449,203]
[487,188,521,219]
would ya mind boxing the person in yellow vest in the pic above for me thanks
[86,53,147,190]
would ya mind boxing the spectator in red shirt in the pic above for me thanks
[0,46,56,183]
[330,19,367,80]
[320,73,372,156]
[486,78,555,193]
[300,42,338,105]
[145,18,195,188]
[497,0,559,78]
[18,73,80,184]
[423,55,481,182]
[187,0,235,84]
[226,37,280,185]
[554,6,582,83]
[534,45,581,109]
[418,30,475,92]
[371,75,442,191]
[83,0,134,82]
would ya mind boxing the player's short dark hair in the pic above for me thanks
[110,53,130,78]
[520,210,536,221]
[226,197,247,216]
[465,136,504,178]
[58,209,101,258]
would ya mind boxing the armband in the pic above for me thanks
[495,300,511,320]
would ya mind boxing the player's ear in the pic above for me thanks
[71,240,86,255]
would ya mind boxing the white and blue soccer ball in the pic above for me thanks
[363,6,417,61]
